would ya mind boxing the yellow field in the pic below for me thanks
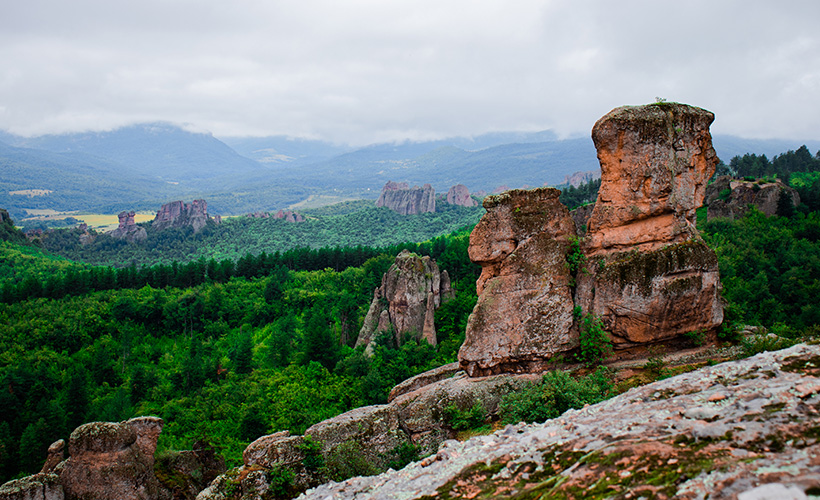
[21,211,155,230]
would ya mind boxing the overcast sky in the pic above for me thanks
[1,0,818,145]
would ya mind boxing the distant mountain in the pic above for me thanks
[4,123,266,182]
[711,135,820,163]
[221,136,353,167]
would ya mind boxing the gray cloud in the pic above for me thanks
[0,0,818,145]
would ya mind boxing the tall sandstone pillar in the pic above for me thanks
[459,103,724,376]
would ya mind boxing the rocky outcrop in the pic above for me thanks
[302,343,820,500]
[197,366,536,500]
[706,176,800,220]
[355,250,453,350]
[107,211,147,242]
[0,473,63,500]
[459,103,723,375]
[154,441,226,500]
[575,103,723,347]
[60,417,168,500]
[458,188,578,376]
[445,184,478,207]
[152,200,215,233]
[376,182,436,215]
[569,203,594,235]
[246,210,305,222]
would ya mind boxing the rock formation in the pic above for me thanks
[376,182,436,215]
[706,175,800,220]
[458,188,578,376]
[302,343,820,500]
[0,416,220,500]
[107,211,147,242]
[459,103,724,375]
[246,210,305,222]
[356,250,453,350]
[196,364,537,500]
[445,184,478,207]
[152,200,216,233]
[562,170,600,187]
[569,203,594,235]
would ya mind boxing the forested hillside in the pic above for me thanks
[37,203,483,268]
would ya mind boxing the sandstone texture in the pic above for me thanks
[586,103,718,255]
[459,187,578,376]
[376,182,436,215]
[355,250,453,350]
[107,210,147,242]
[706,176,800,220]
[152,199,214,233]
[445,184,478,207]
[302,343,820,500]
[60,417,169,500]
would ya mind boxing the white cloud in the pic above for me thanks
[0,0,818,144]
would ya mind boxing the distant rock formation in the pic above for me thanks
[152,199,217,233]
[563,170,601,187]
[445,184,478,207]
[376,182,436,215]
[107,210,147,242]
[355,250,453,351]
[491,185,509,194]
[246,210,305,222]
[706,175,800,220]
[459,103,724,376]
[458,188,579,376]
[303,343,820,500]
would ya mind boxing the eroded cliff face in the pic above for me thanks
[355,250,453,350]
[459,103,724,374]
[445,184,478,207]
[458,188,578,376]
[376,182,436,215]
[706,176,800,220]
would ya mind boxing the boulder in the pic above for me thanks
[39,440,64,474]
[376,182,436,215]
[458,187,578,376]
[706,176,800,220]
[355,250,453,350]
[445,184,477,207]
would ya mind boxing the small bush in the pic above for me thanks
[577,313,612,365]
[267,463,295,498]
[383,441,420,471]
[684,329,706,347]
[741,334,798,358]
[499,368,611,424]
[298,435,324,473]
[643,352,671,380]
[324,440,378,482]
[717,188,732,201]
[441,402,487,432]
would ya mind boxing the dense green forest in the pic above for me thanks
[3,145,820,484]
[37,203,483,268]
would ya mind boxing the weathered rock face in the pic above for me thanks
[459,103,723,371]
[355,250,453,350]
[376,182,436,215]
[154,441,226,500]
[569,203,594,235]
[0,473,63,500]
[445,184,477,207]
[107,210,147,242]
[458,188,578,376]
[576,103,723,347]
[302,343,820,500]
[585,103,718,255]
[706,176,800,220]
[152,199,214,233]
[60,417,168,500]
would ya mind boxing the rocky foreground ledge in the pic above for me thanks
[302,343,820,500]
